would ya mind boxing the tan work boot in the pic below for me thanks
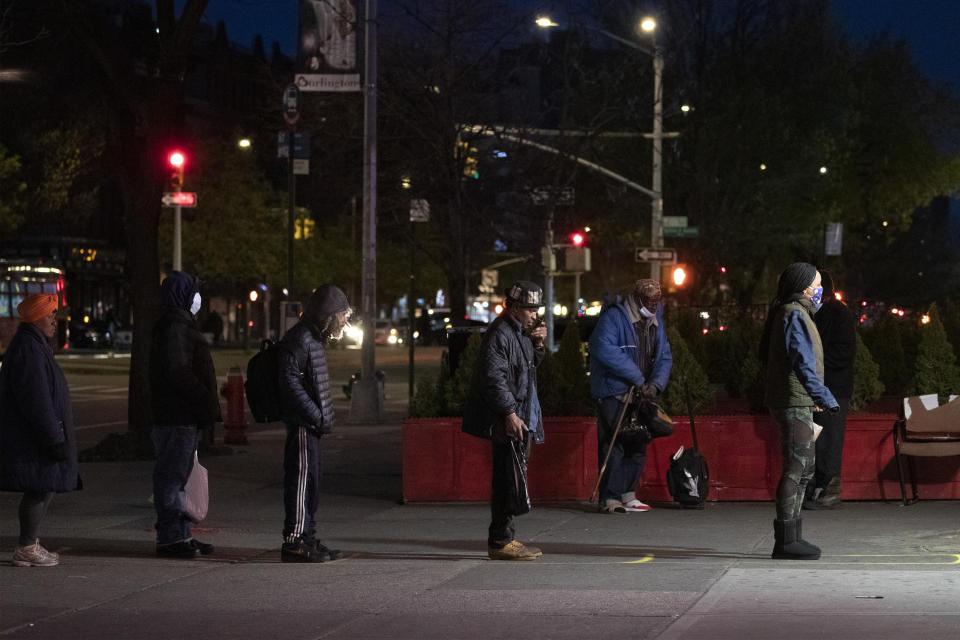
[12,540,59,567]
[488,540,542,561]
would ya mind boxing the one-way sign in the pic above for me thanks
[162,192,197,207]
[635,247,676,263]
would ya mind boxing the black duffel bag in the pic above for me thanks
[618,400,674,446]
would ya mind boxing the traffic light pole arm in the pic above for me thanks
[482,130,656,199]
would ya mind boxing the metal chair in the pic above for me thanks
[893,394,960,505]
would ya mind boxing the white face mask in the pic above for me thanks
[639,306,655,319]
[190,292,202,316]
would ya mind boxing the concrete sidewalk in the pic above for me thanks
[3,416,960,639]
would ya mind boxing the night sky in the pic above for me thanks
[190,0,960,95]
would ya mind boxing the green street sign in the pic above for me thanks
[663,226,700,237]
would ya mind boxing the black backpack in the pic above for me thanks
[667,447,709,508]
[666,412,709,509]
[245,340,285,423]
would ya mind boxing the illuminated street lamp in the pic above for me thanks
[538,15,670,279]
[237,138,252,149]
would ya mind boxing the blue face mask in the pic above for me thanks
[809,286,823,310]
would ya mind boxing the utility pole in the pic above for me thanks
[649,42,664,280]
[350,0,383,423]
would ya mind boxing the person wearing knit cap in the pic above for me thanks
[1,293,82,567]
[149,270,220,559]
[588,279,672,514]
[760,262,839,560]
[277,284,351,563]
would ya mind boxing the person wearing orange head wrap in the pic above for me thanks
[1,293,81,567]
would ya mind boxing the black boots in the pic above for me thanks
[772,519,821,560]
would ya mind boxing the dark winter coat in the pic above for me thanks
[0,323,81,493]
[149,271,220,427]
[278,285,350,434]
[814,299,857,399]
[462,313,546,443]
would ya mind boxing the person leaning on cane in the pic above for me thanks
[0,293,82,567]
[462,281,546,561]
[588,279,672,514]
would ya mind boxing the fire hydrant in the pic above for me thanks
[221,366,248,445]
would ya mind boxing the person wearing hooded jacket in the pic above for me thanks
[0,293,82,567]
[588,279,672,514]
[277,284,351,563]
[760,262,839,560]
[149,270,220,559]
[804,271,856,510]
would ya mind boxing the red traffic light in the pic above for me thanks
[168,151,186,168]
[570,232,585,246]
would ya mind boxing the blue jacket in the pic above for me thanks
[588,299,672,400]
[764,300,838,410]
[0,323,81,493]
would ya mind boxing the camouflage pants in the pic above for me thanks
[770,407,816,521]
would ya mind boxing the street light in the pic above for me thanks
[537,15,669,280]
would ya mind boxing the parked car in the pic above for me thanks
[68,321,113,349]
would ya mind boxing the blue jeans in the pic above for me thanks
[152,425,199,546]
[597,396,646,502]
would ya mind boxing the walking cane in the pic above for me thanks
[590,385,636,504]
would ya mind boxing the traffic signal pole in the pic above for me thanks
[173,202,182,271]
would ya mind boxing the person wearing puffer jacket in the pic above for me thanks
[149,270,220,559]
[277,284,351,563]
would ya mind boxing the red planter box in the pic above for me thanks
[402,417,598,502]
[402,413,960,503]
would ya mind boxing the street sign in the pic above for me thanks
[663,226,700,237]
[635,247,676,263]
[283,83,301,125]
[410,199,430,222]
[825,222,843,256]
[278,132,311,159]
[293,159,310,175]
[530,186,575,206]
[162,192,197,207]
[662,216,688,228]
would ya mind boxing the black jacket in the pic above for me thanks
[0,323,81,492]
[814,298,857,398]
[278,285,350,434]
[461,313,545,442]
[149,271,220,427]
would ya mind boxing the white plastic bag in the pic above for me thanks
[183,450,209,523]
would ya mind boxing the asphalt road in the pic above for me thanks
[58,345,446,449]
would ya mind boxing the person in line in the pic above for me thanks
[463,281,547,561]
[588,279,672,514]
[760,262,839,560]
[149,271,220,559]
[804,271,856,510]
[278,284,351,563]
[0,293,82,567]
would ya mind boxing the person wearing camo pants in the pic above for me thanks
[759,263,839,560]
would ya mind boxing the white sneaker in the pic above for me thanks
[12,540,59,567]
[623,499,651,512]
